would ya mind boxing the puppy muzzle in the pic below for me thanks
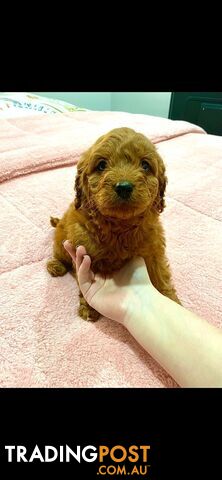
[114,181,134,200]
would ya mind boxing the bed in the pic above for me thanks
[0,94,221,387]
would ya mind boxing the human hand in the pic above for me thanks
[63,241,154,324]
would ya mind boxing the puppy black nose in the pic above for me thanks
[115,181,134,199]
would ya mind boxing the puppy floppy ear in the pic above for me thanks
[74,154,87,209]
[153,153,167,214]
[74,171,83,209]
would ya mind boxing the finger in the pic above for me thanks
[63,240,76,263]
[76,245,87,272]
[77,254,95,296]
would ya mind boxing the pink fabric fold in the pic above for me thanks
[0,111,205,183]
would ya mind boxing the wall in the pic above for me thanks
[111,92,171,118]
[33,92,112,111]
[33,92,172,118]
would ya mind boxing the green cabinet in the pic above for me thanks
[169,92,222,135]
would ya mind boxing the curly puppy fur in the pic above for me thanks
[47,127,181,320]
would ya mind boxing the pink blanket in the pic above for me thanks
[1,111,221,387]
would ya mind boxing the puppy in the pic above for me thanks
[47,127,181,320]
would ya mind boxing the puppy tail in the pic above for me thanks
[50,216,60,228]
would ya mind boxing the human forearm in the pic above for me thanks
[124,288,222,387]
[63,243,222,387]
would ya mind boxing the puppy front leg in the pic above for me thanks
[145,255,181,305]
[66,253,100,321]
[47,215,72,277]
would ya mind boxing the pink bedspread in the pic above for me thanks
[0,111,221,387]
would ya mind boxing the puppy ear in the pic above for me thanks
[153,154,167,214]
[74,171,83,209]
[74,155,87,209]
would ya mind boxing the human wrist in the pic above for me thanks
[122,286,170,369]
[122,283,159,329]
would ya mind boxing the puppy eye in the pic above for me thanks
[96,159,107,172]
[141,160,151,172]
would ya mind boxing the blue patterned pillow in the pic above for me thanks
[0,92,86,115]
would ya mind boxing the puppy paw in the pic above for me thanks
[47,258,68,277]
[78,301,100,322]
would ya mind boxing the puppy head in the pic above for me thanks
[74,127,167,219]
